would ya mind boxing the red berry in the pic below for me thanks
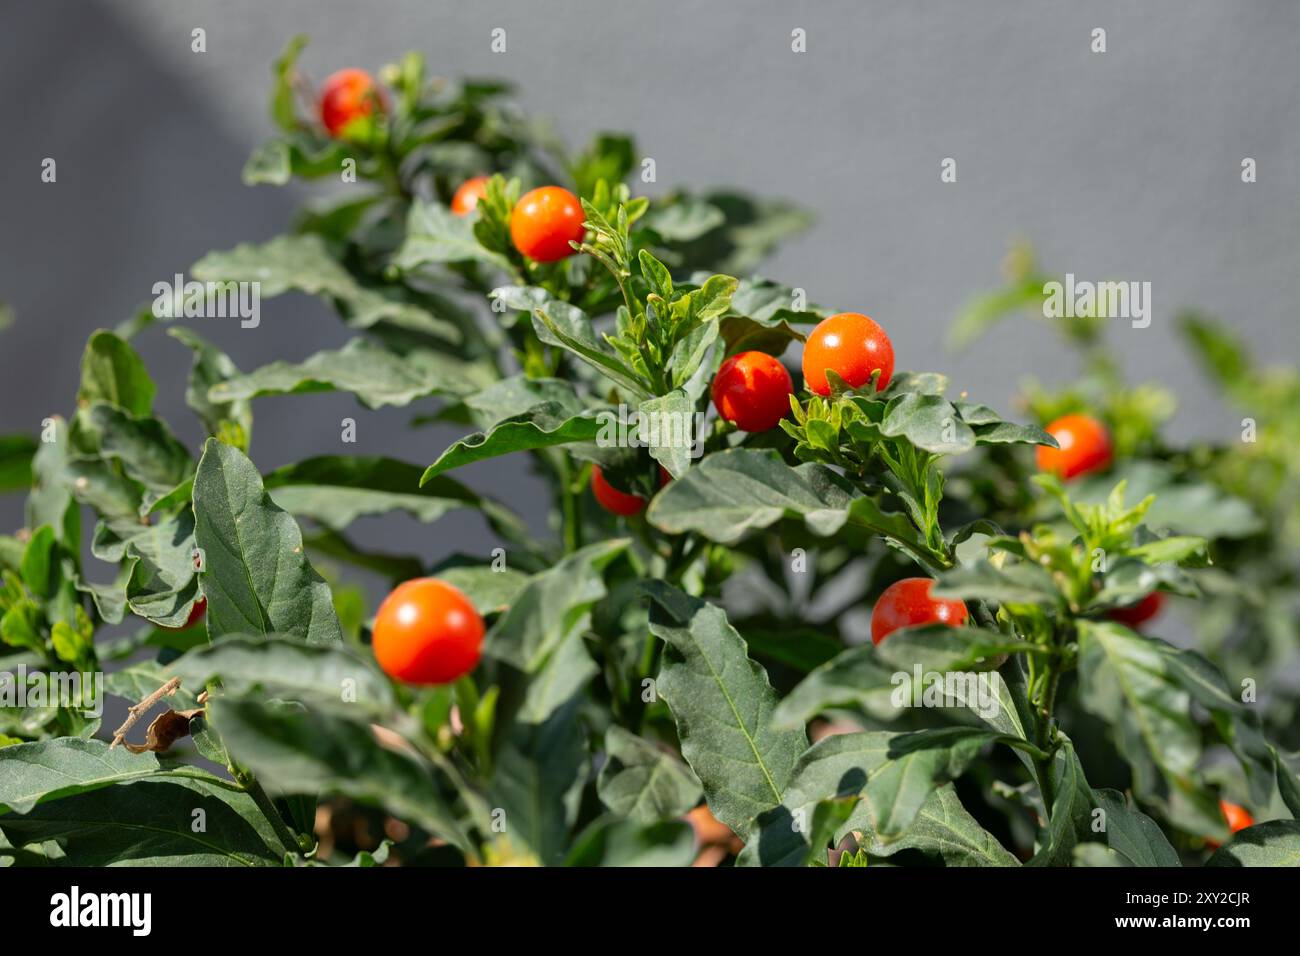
[591,465,646,517]
[1108,591,1164,628]
[510,186,585,262]
[802,312,895,396]
[319,69,386,138]
[372,579,484,686]
[711,351,794,432]
[451,176,490,216]
[1207,799,1255,850]
[871,577,968,645]
[1036,414,1113,480]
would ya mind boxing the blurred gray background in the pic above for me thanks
[2,0,1298,574]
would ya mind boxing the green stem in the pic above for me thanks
[1032,662,1063,815]
[232,765,304,858]
[560,456,581,553]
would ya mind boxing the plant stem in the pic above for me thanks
[560,455,581,553]
[1032,657,1064,816]
[232,764,304,858]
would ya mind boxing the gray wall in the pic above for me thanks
[2,0,1298,574]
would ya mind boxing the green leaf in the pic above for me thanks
[770,644,903,729]
[104,659,201,710]
[263,456,485,530]
[867,784,1019,866]
[597,727,702,823]
[191,440,342,646]
[25,417,78,546]
[1091,788,1181,866]
[420,404,608,483]
[1029,736,1097,866]
[563,817,695,867]
[1206,821,1300,866]
[192,234,462,342]
[1069,462,1262,540]
[1076,620,1225,835]
[169,328,253,450]
[79,403,194,493]
[485,540,628,672]
[645,199,726,241]
[211,337,491,410]
[208,697,469,851]
[0,774,284,866]
[647,448,917,549]
[92,508,200,628]
[639,389,696,479]
[516,625,599,726]
[531,304,649,398]
[932,560,1061,607]
[77,331,154,416]
[396,200,514,272]
[737,732,1016,866]
[434,563,530,615]
[0,434,37,493]
[1,600,45,654]
[270,34,307,131]
[865,727,1009,840]
[488,699,587,866]
[170,635,394,718]
[20,524,57,599]
[971,421,1057,446]
[643,582,807,839]
[301,528,425,583]
[873,623,1037,673]
[457,373,585,428]
[0,738,162,814]
[880,393,976,455]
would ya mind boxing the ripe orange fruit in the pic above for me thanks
[510,186,585,262]
[871,577,968,645]
[801,312,895,395]
[451,176,490,216]
[319,69,386,138]
[1036,414,1113,480]
[591,465,646,517]
[372,579,484,685]
[711,351,794,432]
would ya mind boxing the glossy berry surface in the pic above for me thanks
[372,579,484,685]
[510,186,585,262]
[802,312,895,395]
[871,577,969,645]
[1036,414,1113,480]
[711,351,795,432]
[451,176,490,216]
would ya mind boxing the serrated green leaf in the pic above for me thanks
[396,200,514,272]
[647,448,917,550]
[211,338,491,410]
[1206,820,1300,866]
[644,582,806,839]
[597,727,702,823]
[193,234,462,342]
